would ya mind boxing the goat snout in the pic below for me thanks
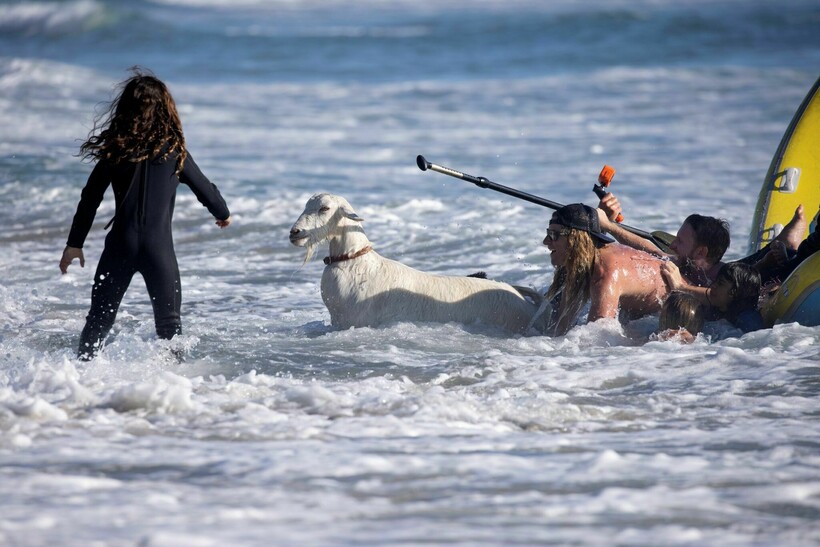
[289,227,308,245]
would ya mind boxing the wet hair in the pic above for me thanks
[683,214,730,264]
[715,262,761,320]
[80,67,186,174]
[545,228,599,336]
[659,291,704,334]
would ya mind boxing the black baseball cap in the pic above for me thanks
[550,203,615,243]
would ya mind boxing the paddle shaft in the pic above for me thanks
[416,155,663,245]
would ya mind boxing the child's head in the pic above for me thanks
[659,291,704,336]
[115,70,178,129]
[81,67,186,172]
[710,262,761,319]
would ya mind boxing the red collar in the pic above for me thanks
[324,246,373,265]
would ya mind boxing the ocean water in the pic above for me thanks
[2,0,820,544]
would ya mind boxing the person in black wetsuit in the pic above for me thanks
[59,68,231,360]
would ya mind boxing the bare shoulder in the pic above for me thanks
[600,243,663,265]
[594,244,666,289]
[590,246,625,288]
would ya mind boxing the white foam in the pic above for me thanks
[1,2,819,543]
[0,0,106,35]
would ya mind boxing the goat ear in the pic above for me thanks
[340,206,364,222]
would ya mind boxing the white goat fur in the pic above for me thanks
[290,193,539,332]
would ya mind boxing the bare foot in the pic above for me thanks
[775,205,806,251]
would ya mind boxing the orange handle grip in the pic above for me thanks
[598,165,616,186]
[597,164,623,223]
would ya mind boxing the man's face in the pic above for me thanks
[544,223,571,267]
[670,221,700,260]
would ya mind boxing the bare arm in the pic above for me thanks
[587,267,620,322]
[597,194,669,257]
[661,261,711,305]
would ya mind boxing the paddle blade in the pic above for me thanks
[651,230,675,254]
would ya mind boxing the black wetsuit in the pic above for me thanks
[66,152,230,359]
[766,231,819,284]
[735,231,819,285]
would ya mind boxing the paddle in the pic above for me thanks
[416,155,674,253]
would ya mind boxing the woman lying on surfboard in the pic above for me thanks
[538,203,671,336]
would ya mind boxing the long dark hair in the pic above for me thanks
[715,262,761,320]
[80,67,186,173]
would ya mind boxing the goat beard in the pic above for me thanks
[300,241,317,266]
[296,223,332,267]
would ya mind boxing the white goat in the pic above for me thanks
[289,193,539,333]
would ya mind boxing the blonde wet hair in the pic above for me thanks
[659,291,704,334]
[545,228,598,336]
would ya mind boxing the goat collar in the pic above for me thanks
[324,246,373,265]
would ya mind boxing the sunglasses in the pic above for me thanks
[545,227,571,242]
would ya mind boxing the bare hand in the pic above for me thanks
[597,193,622,223]
[215,216,232,228]
[756,240,788,270]
[60,246,85,274]
[660,260,684,290]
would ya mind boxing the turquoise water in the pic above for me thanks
[1,0,819,544]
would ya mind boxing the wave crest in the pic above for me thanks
[0,0,109,36]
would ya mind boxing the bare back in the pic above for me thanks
[588,243,670,321]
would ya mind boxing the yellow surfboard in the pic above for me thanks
[749,75,820,252]
[752,75,820,326]
[761,252,820,326]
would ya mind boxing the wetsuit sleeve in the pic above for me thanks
[179,154,231,221]
[66,161,112,248]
